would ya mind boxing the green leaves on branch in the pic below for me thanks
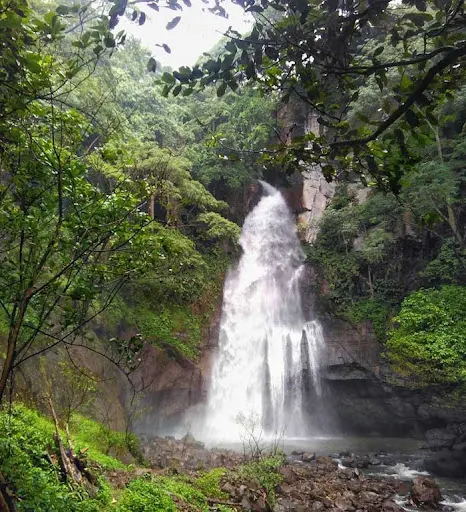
[386,286,466,386]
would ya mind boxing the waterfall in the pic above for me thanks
[202,182,325,442]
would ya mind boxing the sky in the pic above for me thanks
[121,1,252,69]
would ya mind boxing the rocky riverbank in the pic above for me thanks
[123,435,466,511]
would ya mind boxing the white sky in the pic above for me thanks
[121,2,252,69]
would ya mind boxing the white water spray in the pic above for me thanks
[201,182,325,442]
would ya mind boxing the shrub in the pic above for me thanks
[344,299,390,341]
[116,479,176,512]
[238,455,284,508]
[69,414,129,470]
[0,405,112,511]
[386,285,466,386]
[195,468,228,499]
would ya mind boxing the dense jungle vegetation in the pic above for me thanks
[0,0,466,508]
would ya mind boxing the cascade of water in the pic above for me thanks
[201,182,325,442]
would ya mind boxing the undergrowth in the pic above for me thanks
[0,405,283,512]
[0,405,114,511]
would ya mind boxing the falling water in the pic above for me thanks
[201,182,325,442]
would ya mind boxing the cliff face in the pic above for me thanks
[317,316,466,440]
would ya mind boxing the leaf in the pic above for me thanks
[131,10,137,20]
[148,3,159,10]
[246,61,255,79]
[246,4,264,12]
[173,84,182,96]
[161,84,172,97]
[375,76,384,92]
[225,41,236,53]
[400,74,412,90]
[139,11,146,25]
[405,109,419,127]
[163,44,171,54]
[166,16,181,30]
[104,32,115,48]
[161,72,175,84]
[56,5,70,15]
[270,2,286,10]
[147,57,157,72]
[182,0,191,5]
[217,82,227,97]
[373,46,384,57]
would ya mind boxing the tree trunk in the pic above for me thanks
[0,290,33,403]
[0,472,17,512]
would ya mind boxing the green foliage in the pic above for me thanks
[344,300,390,341]
[195,468,228,499]
[238,455,283,508]
[197,212,241,244]
[421,239,466,285]
[116,475,218,512]
[386,286,466,386]
[135,305,202,359]
[104,252,229,360]
[116,479,176,512]
[162,0,466,191]
[0,405,113,511]
[154,476,209,510]
[69,415,132,470]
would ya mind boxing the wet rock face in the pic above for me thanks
[410,476,442,508]
[297,167,335,243]
[424,448,466,478]
[314,316,466,440]
[422,423,466,477]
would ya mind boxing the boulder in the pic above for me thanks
[315,456,338,470]
[302,452,316,463]
[410,476,442,508]
[334,496,355,511]
[381,499,405,512]
[424,428,456,450]
[452,441,466,451]
[424,449,466,478]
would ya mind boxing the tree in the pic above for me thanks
[160,0,466,190]
[0,0,249,404]
[0,98,161,401]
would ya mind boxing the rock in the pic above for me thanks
[381,499,405,512]
[350,456,369,469]
[424,449,466,477]
[221,482,236,496]
[358,490,381,505]
[252,496,267,511]
[274,498,294,511]
[279,466,297,484]
[424,428,456,450]
[368,456,381,465]
[315,456,338,469]
[291,450,304,456]
[452,441,466,451]
[302,452,316,463]
[334,496,355,511]
[311,501,325,511]
[241,495,252,510]
[410,476,442,508]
